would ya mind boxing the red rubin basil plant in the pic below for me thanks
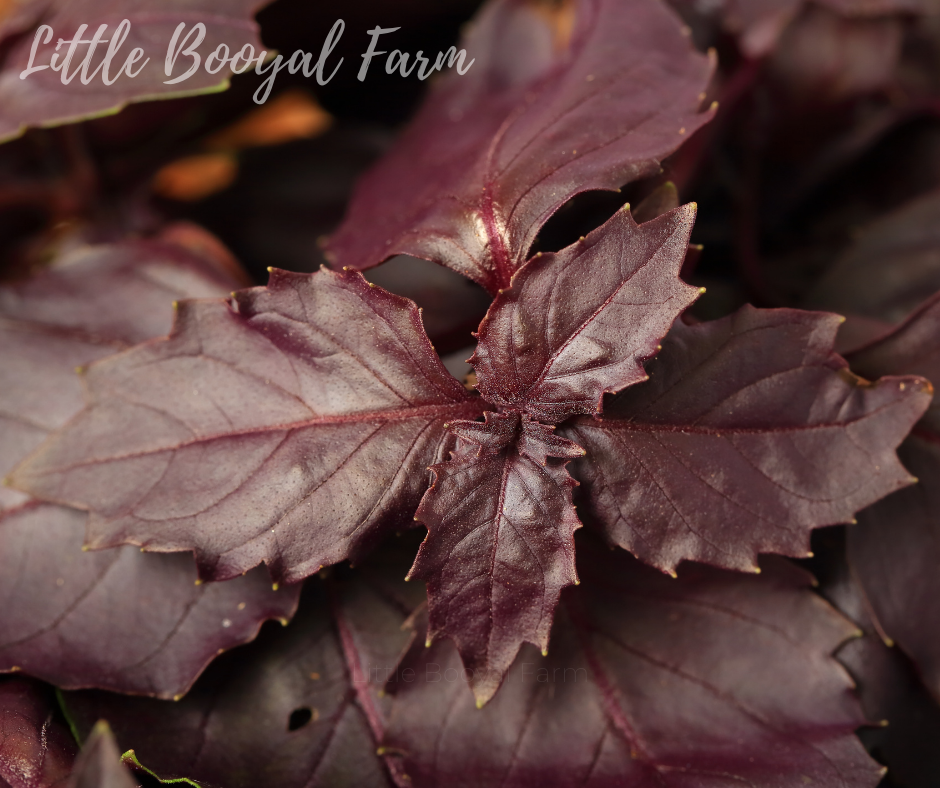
[2,0,939,785]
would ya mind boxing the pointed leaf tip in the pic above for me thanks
[326,0,714,291]
[384,547,882,786]
[565,306,929,575]
[473,205,699,422]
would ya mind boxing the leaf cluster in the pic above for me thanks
[2,0,940,786]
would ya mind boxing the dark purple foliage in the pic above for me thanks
[10,213,929,704]
[0,0,270,143]
[0,678,76,788]
[470,205,700,423]
[0,242,300,698]
[842,294,940,704]
[387,541,882,788]
[327,0,715,294]
[0,503,298,699]
[565,306,930,574]
[10,268,484,583]
[56,538,886,788]
[15,191,928,707]
[2,0,940,783]
[62,550,423,788]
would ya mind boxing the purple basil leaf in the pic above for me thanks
[768,5,902,103]
[0,502,298,699]
[0,677,76,788]
[65,722,136,788]
[0,322,111,516]
[471,204,700,423]
[326,0,714,293]
[0,241,242,346]
[668,0,924,57]
[847,291,940,431]
[820,0,933,15]
[383,539,882,788]
[842,294,940,704]
[817,539,940,788]
[0,242,300,698]
[10,268,484,583]
[839,633,940,788]
[408,412,584,704]
[62,548,424,788]
[563,306,931,574]
[806,189,940,324]
[0,0,269,144]
[668,0,804,56]
[0,241,240,514]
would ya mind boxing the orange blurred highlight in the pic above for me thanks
[152,153,238,202]
[208,89,332,150]
[529,0,577,52]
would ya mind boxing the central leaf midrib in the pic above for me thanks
[37,401,482,475]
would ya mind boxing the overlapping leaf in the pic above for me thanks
[0,241,299,698]
[0,240,239,513]
[842,293,940,704]
[409,413,583,705]
[0,503,297,699]
[11,268,484,583]
[471,205,700,422]
[0,0,270,144]
[846,290,940,431]
[667,0,805,56]
[0,677,76,788]
[62,548,425,788]
[807,189,940,324]
[669,0,926,58]
[818,532,940,788]
[55,538,887,788]
[326,0,715,293]
[768,4,902,103]
[847,439,940,705]
[411,205,701,702]
[384,539,882,788]
[563,306,931,574]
